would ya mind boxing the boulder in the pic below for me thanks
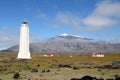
[13,72,20,79]
[31,68,38,72]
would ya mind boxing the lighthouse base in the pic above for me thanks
[17,52,31,59]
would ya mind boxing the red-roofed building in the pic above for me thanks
[43,53,53,57]
[92,51,104,57]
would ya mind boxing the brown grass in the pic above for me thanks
[0,52,120,80]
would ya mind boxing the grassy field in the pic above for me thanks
[0,52,120,80]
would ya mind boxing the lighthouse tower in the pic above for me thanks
[17,22,31,59]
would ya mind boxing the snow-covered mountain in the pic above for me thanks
[58,33,83,38]
[49,33,93,41]
[7,34,120,53]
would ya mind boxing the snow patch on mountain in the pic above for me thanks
[58,33,83,38]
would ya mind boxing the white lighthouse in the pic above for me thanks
[17,21,31,59]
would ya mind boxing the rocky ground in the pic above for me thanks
[0,52,120,80]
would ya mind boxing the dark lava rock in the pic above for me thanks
[31,68,38,72]
[80,75,93,80]
[13,72,20,79]
[73,66,80,70]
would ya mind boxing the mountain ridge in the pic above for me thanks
[7,34,120,53]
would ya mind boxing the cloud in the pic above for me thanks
[95,1,120,17]
[84,16,118,31]
[54,12,83,33]
[36,13,47,19]
[51,1,120,33]
[84,1,120,31]
[57,12,82,25]
[0,28,19,49]
[0,28,11,36]
[0,36,18,47]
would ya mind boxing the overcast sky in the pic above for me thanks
[0,0,120,49]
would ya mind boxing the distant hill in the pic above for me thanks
[7,33,120,53]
